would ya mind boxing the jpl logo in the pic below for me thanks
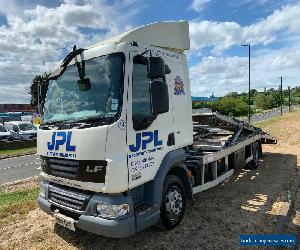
[47,131,76,152]
[129,130,162,153]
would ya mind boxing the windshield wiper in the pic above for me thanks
[61,45,85,68]
[70,116,115,128]
[39,120,68,130]
[49,45,86,80]
[40,116,116,130]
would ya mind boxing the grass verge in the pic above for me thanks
[0,146,36,156]
[0,186,39,227]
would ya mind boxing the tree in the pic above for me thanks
[240,94,248,104]
[250,89,257,97]
[29,72,50,107]
[254,93,269,110]
[212,96,248,117]
[226,92,239,98]
[253,91,281,110]
[268,91,281,108]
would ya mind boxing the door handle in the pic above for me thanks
[167,133,175,146]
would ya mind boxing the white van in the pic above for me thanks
[5,121,37,141]
[0,124,10,141]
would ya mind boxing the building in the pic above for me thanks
[192,94,218,104]
[0,104,34,113]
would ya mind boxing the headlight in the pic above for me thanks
[39,185,46,198]
[96,203,129,218]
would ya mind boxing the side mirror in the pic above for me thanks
[149,80,169,115]
[77,78,91,91]
[147,57,165,79]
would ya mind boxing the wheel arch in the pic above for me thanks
[167,165,193,201]
[143,148,192,205]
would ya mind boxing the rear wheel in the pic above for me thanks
[158,175,186,230]
[247,142,260,169]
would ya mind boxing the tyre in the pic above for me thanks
[247,142,260,169]
[158,175,186,230]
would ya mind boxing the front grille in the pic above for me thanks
[41,156,107,183]
[48,184,91,212]
[48,158,79,179]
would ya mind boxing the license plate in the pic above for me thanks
[54,213,75,231]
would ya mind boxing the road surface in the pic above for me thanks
[0,154,40,185]
[240,106,290,123]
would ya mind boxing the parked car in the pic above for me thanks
[4,121,37,141]
[0,124,11,141]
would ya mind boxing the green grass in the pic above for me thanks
[0,147,36,156]
[0,187,39,226]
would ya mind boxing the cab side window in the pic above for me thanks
[132,63,154,130]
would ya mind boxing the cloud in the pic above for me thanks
[188,2,300,97]
[1,0,300,104]
[190,56,248,96]
[190,46,300,97]
[0,0,137,103]
[189,0,211,12]
[0,84,30,103]
[0,0,34,16]
[189,2,300,53]
[228,0,296,11]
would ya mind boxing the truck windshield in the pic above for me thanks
[43,53,124,124]
[19,123,37,131]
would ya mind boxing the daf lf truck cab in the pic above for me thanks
[38,21,275,238]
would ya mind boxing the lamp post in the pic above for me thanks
[37,83,41,114]
[241,44,251,124]
[288,86,291,112]
[280,76,283,115]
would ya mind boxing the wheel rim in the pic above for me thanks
[165,185,183,221]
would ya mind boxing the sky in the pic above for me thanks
[0,0,300,103]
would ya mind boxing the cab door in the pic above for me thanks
[126,50,175,189]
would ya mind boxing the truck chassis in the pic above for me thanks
[185,112,276,194]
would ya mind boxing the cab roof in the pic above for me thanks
[88,21,190,53]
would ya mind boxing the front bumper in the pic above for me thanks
[38,181,136,238]
[38,197,135,238]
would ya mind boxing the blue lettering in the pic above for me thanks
[129,133,141,152]
[47,131,76,152]
[47,132,56,150]
[129,130,163,153]
[55,132,66,150]
[141,131,153,150]
[66,132,76,152]
[153,130,163,147]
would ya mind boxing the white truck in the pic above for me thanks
[37,21,276,238]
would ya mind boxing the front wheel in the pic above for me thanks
[158,175,186,230]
